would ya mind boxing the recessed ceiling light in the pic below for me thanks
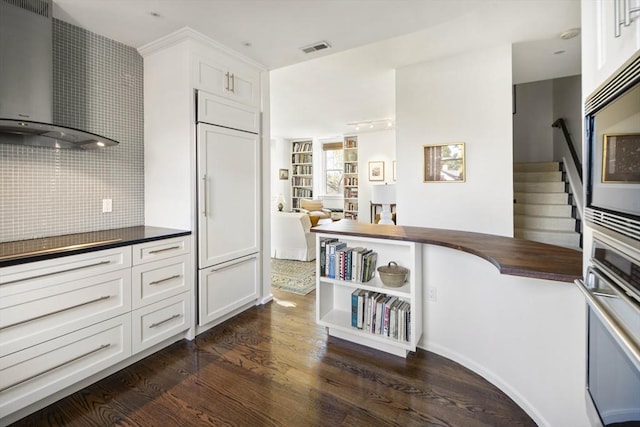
[243,42,252,47]
[554,50,566,55]
[149,11,161,18]
[559,28,580,40]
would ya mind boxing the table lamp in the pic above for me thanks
[371,184,396,224]
[276,194,286,211]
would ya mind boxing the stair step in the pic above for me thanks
[514,228,581,249]
[514,192,569,204]
[514,203,573,217]
[513,162,561,173]
[514,181,565,193]
[514,171,563,182]
[514,214,576,231]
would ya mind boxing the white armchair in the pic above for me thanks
[271,212,316,261]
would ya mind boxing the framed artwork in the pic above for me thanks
[423,143,465,182]
[278,168,289,180]
[392,160,397,181]
[368,161,385,181]
[602,134,640,183]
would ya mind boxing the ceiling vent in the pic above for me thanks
[301,41,331,54]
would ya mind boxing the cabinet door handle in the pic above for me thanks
[149,274,181,286]
[210,256,254,272]
[0,295,112,330]
[224,71,230,91]
[0,344,111,393]
[202,174,208,217]
[3,260,111,285]
[148,246,181,255]
[149,313,181,328]
[616,0,622,37]
[229,73,235,93]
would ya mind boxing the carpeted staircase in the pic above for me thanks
[514,162,581,249]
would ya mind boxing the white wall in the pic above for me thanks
[396,44,514,236]
[513,80,554,163]
[270,137,292,211]
[356,129,396,222]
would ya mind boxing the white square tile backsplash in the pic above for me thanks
[0,19,144,242]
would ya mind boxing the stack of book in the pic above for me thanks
[319,238,377,282]
[351,289,411,342]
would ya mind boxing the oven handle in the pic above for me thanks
[575,278,640,364]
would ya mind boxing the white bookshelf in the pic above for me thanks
[291,140,313,210]
[315,232,422,357]
[343,136,358,219]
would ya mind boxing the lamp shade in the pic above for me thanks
[371,184,396,205]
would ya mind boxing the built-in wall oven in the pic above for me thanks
[575,236,640,426]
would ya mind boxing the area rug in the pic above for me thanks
[271,258,316,295]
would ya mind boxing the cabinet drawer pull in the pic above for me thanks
[0,344,111,393]
[202,174,208,217]
[0,295,112,330]
[148,246,180,255]
[224,71,230,91]
[149,274,181,286]
[3,260,111,285]
[149,313,181,328]
[229,73,235,93]
[210,256,254,272]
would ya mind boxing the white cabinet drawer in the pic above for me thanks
[0,270,131,356]
[132,255,191,309]
[132,293,190,353]
[0,314,131,419]
[132,236,190,265]
[0,247,130,287]
[198,254,258,326]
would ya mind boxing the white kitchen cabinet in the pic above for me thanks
[584,0,640,93]
[315,233,422,358]
[193,52,260,107]
[0,234,193,424]
[0,314,131,420]
[141,29,266,333]
[198,254,259,326]
[197,122,260,268]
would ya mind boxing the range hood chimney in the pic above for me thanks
[0,0,118,149]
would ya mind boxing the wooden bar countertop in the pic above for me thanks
[312,220,583,283]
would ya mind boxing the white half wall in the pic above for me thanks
[396,44,514,236]
[421,245,589,427]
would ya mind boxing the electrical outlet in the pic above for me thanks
[102,198,112,213]
[427,287,437,302]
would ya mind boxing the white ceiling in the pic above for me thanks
[52,0,582,140]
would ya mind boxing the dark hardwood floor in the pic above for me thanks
[11,289,535,426]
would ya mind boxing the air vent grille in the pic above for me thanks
[585,52,640,114]
[2,0,50,17]
[585,208,640,242]
[301,41,331,54]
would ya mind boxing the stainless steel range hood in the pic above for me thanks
[0,0,118,149]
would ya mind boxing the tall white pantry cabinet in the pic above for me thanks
[140,28,269,333]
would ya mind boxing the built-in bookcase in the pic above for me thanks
[291,140,313,210]
[315,232,422,358]
[343,136,358,219]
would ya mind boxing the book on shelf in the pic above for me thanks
[326,241,346,279]
[349,288,411,342]
[319,237,338,277]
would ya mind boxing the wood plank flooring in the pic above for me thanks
[11,289,535,426]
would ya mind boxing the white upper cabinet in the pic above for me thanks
[193,52,261,107]
[583,0,640,94]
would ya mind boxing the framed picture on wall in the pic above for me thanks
[368,161,385,181]
[423,143,465,182]
[278,169,289,180]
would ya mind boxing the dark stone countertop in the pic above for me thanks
[312,220,582,283]
[0,226,191,268]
